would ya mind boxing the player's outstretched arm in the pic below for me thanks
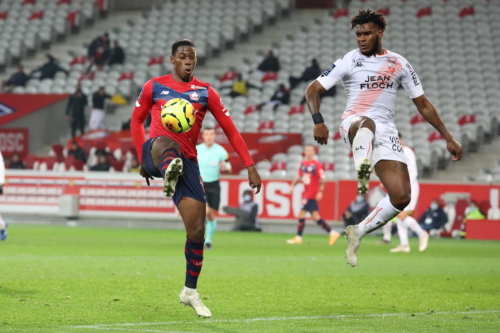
[412,95,462,161]
[305,81,329,145]
[208,87,261,193]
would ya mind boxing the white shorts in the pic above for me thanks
[339,115,407,167]
[404,180,419,212]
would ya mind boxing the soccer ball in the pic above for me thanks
[160,98,196,133]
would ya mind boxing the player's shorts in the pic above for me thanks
[301,199,319,213]
[404,181,419,212]
[142,137,206,207]
[339,115,406,167]
[203,181,221,210]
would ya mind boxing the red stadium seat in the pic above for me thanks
[94,0,108,12]
[44,156,58,170]
[377,7,390,16]
[440,199,467,237]
[70,55,86,66]
[416,7,432,18]
[323,162,335,171]
[0,12,8,20]
[479,200,491,217]
[288,105,304,115]
[58,0,72,4]
[23,154,39,169]
[270,161,286,171]
[219,71,237,82]
[148,56,164,66]
[51,144,65,162]
[410,114,426,125]
[22,0,36,4]
[258,121,274,132]
[66,11,80,28]
[261,72,278,82]
[244,105,258,114]
[333,8,348,18]
[79,72,95,81]
[118,72,134,81]
[95,141,107,151]
[428,132,444,142]
[333,131,342,141]
[29,11,44,20]
[459,6,475,17]
[111,159,125,172]
[458,114,475,126]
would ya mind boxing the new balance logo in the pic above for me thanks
[160,90,170,95]
[355,61,364,68]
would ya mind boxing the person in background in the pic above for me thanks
[30,54,68,80]
[266,84,290,110]
[229,73,260,98]
[91,153,111,171]
[0,150,7,240]
[1,66,29,92]
[464,201,485,220]
[68,141,87,164]
[418,199,448,233]
[223,190,261,231]
[66,88,88,138]
[290,59,322,89]
[88,33,110,60]
[257,50,280,73]
[108,41,125,66]
[129,156,140,173]
[196,127,232,250]
[89,87,112,130]
[8,153,26,169]
[343,194,370,227]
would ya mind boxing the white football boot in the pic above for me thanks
[356,158,372,194]
[179,287,212,318]
[390,245,411,253]
[163,158,183,197]
[419,232,429,252]
[344,225,362,267]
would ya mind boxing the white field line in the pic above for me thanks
[75,310,500,330]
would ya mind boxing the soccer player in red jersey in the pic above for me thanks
[131,39,262,318]
[287,146,340,245]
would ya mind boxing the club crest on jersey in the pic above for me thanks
[387,58,397,73]
[321,64,335,77]
[189,91,200,101]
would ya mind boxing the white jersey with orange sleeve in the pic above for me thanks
[316,49,424,123]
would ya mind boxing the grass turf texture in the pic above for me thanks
[1,225,499,332]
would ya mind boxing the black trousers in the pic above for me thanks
[71,116,85,138]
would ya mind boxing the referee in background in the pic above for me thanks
[197,128,232,249]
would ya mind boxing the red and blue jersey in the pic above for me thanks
[131,74,253,167]
[298,159,325,200]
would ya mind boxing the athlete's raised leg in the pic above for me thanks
[151,136,183,197]
[345,160,411,266]
[348,116,376,193]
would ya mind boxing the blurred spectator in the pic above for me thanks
[223,190,261,231]
[464,201,486,220]
[108,41,125,66]
[343,194,370,227]
[418,199,448,232]
[66,88,88,138]
[229,73,260,98]
[8,153,26,169]
[1,66,29,92]
[91,153,111,171]
[129,156,140,173]
[257,51,280,73]
[30,54,68,80]
[269,84,290,106]
[289,59,322,89]
[89,87,112,130]
[88,33,110,60]
[67,141,87,164]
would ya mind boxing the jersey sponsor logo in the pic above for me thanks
[191,85,208,90]
[320,63,335,77]
[406,63,420,86]
[160,90,170,95]
[189,91,200,101]
[360,75,394,90]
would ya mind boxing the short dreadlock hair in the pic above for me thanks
[351,9,387,31]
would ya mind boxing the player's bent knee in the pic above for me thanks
[390,191,411,211]
[188,223,205,242]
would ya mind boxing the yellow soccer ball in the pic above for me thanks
[160,98,196,133]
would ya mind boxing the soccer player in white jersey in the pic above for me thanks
[380,132,429,252]
[304,9,462,267]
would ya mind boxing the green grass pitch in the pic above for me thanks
[1,224,499,332]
